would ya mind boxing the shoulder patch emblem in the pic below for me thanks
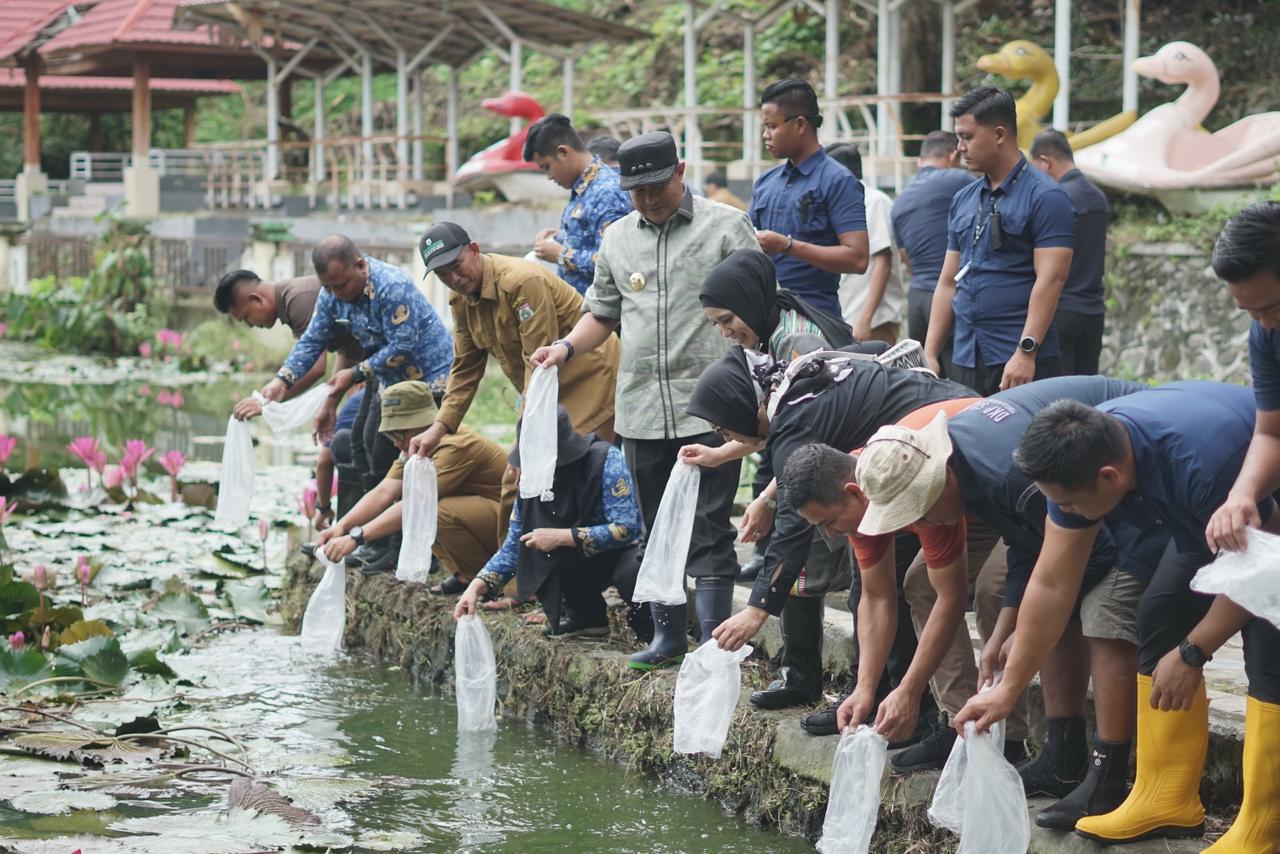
[404,365,424,381]
[516,302,535,324]
[392,304,410,325]
[571,204,584,219]
[386,354,407,368]
[610,477,630,498]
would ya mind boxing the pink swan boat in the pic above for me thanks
[454,91,565,203]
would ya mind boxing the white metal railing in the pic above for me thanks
[147,149,210,177]
[70,151,131,182]
[0,180,15,204]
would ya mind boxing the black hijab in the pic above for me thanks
[686,347,765,438]
[699,248,855,352]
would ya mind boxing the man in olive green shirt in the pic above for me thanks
[531,132,759,670]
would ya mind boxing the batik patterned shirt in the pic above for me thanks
[556,157,633,294]
[476,446,641,590]
[277,256,453,389]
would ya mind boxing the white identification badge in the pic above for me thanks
[955,263,971,282]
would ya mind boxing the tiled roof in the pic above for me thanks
[0,1,76,63]
[0,67,239,94]
[40,0,216,53]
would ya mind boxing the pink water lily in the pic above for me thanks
[33,564,47,591]
[160,450,186,502]
[0,435,16,469]
[0,496,15,525]
[258,518,269,542]
[77,555,92,605]
[90,449,107,474]
[297,481,318,519]
[155,329,184,351]
[138,341,153,359]
[67,436,102,491]
[103,465,125,491]
[119,440,155,486]
[8,631,22,651]
[138,384,152,398]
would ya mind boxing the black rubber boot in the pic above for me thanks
[335,464,363,519]
[749,596,823,710]
[359,534,401,577]
[626,603,654,644]
[627,602,688,670]
[1035,736,1132,830]
[1018,716,1089,799]
[693,577,735,643]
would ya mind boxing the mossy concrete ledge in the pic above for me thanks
[281,555,1221,853]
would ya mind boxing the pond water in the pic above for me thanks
[0,347,809,853]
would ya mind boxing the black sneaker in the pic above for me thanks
[800,702,841,736]
[1004,737,1029,766]
[543,617,608,639]
[889,719,957,773]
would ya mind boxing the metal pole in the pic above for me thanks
[361,52,374,183]
[743,21,756,173]
[509,38,522,135]
[1122,0,1140,113]
[940,0,955,130]
[823,0,838,144]
[412,72,424,181]
[889,2,901,154]
[265,58,279,180]
[683,0,703,188]
[313,76,325,183]
[876,0,890,153]
[447,66,459,194]
[1053,0,1071,128]
[395,49,409,181]
[562,54,575,118]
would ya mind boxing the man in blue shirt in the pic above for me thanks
[891,131,972,348]
[750,78,869,318]
[924,87,1076,395]
[1031,130,1110,376]
[855,376,1161,816]
[967,381,1280,845]
[524,114,633,295]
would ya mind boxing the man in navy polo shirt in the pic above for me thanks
[1031,130,1110,376]
[891,130,973,349]
[970,381,1280,846]
[924,87,1075,395]
[750,78,869,319]
[853,376,1159,810]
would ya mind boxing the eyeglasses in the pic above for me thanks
[763,114,805,132]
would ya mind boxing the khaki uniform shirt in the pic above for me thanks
[274,276,364,361]
[709,186,748,212]
[386,426,506,501]
[436,254,619,437]
[585,189,759,439]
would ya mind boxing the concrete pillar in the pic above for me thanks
[682,0,703,188]
[182,104,197,147]
[940,0,955,130]
[1053,0,1071,128]
[361,52,374,183]
[1122,0,1140,113]
[395,49,409,182]
[411,72,424,181]
[823,0,838,144]
[16,58,48,222]
[124,59,159,218]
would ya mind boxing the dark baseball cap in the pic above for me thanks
[418,221,471,274]
[617,132,680,190]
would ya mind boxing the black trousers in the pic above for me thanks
[623,432,742,580]
[349,377,405,482]
[1054,309,1105,376]
[560,544,644,624]
[1138,542,1280,703]
[908,289,952,362]
[947,349,1062,397]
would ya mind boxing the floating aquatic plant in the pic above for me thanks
[159,451,186,502]
[66,437,103,492]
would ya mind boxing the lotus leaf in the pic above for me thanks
[127,649,177,680]
[60,619,114,645]
[223,580,270,625]
[0,579,39,618]
[7,789,117,815]
[11,732,97,761]
[56,635,129,685]
[151,592,210,636]
[0,646,53,692]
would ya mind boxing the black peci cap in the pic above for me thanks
[616,132,679,190]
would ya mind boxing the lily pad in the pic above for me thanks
[0,835,142,854]
[0,646,53,692]
[212,544,267,575]
[0,578,39,618]
[108,809,307,853]
[151,592,210,636]
[223,579,270,624]
[12,732,97,761]
[127,648,177,680]
[56,635,129,685]
[7,788,117,814]
[227,777,322,826]
[60,619,114,645]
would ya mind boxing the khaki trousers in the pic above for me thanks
[435,494,501,582]
[902,518,1031,740]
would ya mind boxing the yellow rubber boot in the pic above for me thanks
[1075,674,1208,844]
[1204,696,1280,853]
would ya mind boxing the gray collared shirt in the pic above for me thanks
[585,187,759,439]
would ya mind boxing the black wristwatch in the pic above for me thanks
[1178,638,1212,668]
[1018,335,1040,354]
[348,526,366,546]
[553,338,575,361]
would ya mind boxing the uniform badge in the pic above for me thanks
[391,304,410,325]
[387,354,407,368]
[516,302,535,324]
[404,365,423,381]
[571,204,584,219]
[629,272,646,291]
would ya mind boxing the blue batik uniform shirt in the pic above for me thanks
[751,148,867,318]
[475,446,642,589]
[277,255,453,389]
[555,157,633,295]
[946,156,1075,368]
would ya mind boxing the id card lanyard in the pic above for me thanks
[971,157,1028,253]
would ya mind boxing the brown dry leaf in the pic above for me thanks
[227,777,322,827]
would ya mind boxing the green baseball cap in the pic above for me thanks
[379,381,439,433]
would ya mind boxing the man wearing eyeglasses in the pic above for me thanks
[750,79,870,320]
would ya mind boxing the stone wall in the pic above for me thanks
[1101,242,1251,384]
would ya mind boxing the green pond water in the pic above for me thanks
[0,351,811,853]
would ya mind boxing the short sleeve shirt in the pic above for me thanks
[853,516,967,569]
[1056,169,1109,316]
[1047,381,1272,559]
[945,157,1076,368]
[275,277,364,361]
[891,166,974,293]
[750,149,867,318]
[1248,320,1280,411]
[838,186,903,329]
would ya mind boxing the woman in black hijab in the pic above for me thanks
[699,248,855,361]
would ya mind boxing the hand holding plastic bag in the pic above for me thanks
[300,550,346,654]
[817,725,888,854]
[928,706,1027,854]
[213,416,255,530]
[257,384,332,437]
[455,614,498,732]
[518,365,559,501]
[673,640,752,759]
[1192,527,1280,629]
[397,455,438,583]
[632,461,701,606]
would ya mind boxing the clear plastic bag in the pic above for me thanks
[213,415,255,530]
[518,365,559,501]
[1191,527,1280,629]
[632,461,701,606]
[673,640,752,759]
[397,456,438,583]
[817,725,889,854]
[300,551,346,654]
[455,615,498,732]
[258,384,331,436]
[928,720,1028,854]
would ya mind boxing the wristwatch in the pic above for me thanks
[1018,335,1039,354]
[761,494,778,511]
[1178,638,1212,668]
[349,526,366,546]
[553,338,575,361]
